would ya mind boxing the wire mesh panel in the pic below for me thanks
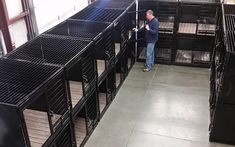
[178,1,219,35]
[50,120,74,147]
[98,67,116,115]
[90,1,134,10]
[223,4,235,15]
[155,34,174,64]
[209,4,235,144]
[72,103,87,147]
[72,89,100,147]
[6,34,97,113]
[45,20,115,80]
[85,90,99,134]
[46,20,112,41]
[70,7,125,23]
[224,15,235,31]
[72,89,99,143]
[115,56,128,90]
[70,7,130,52]
[125,42,135,70]
[0,59,70,147]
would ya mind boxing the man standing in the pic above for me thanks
[134,10,159,72]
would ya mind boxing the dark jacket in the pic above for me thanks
[145,17,159,43]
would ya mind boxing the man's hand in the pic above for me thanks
[132,28,138,32]
[145,25,150,31]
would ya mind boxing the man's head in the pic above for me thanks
[146,10,154,20]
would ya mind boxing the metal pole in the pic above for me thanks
[0,0,14,52]
[135,0,138,62]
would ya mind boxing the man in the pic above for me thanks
[134,10,159,72]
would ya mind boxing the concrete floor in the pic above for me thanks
[85,63,235,147]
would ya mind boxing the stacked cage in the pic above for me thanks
[209,4,235,145]
[0,1,135,146]
[5,34,99,147]
[45,20,114,84]
[175,0,220,67]
[44,20,116,120]
[69,2,135,90]
[0,59,73,147]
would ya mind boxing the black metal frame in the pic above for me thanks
[45,19,115,84]
[209,3,235,145]
[137,0,219,67]
[115,50,129,91]
[5,34,97,116]
[0,1,136,147]
[98,67,116,117]
[72,88,99,147]
[0,59,71,147]
[69,6,134,61]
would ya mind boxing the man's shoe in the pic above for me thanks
[143,68,151,72]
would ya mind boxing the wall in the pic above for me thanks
[5,0,28,48]
[33,0,89,34]
[0,30,7,56]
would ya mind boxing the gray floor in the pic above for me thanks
[85,63,235,147]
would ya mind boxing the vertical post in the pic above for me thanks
[135,0,138,62]
[21,0,35,40]
[0,0,14,53]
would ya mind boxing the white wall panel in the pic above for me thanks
[9,19,28,48]
[33,0,88,34]
[5,0,23,19]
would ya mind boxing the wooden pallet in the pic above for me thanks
[197,24,216,35]
[24,109,51,147]
[115,43,121,56]
[178,23,197,34]
[69,81,83,108]
[159,22,174,30]
[97,60,105,76]
[99,93,106,112]
[74,117,87,146]
[159,22,174,33]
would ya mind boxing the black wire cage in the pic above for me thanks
[155,34,174,64]
[90,0,137,34]
[209,3,235,145]
[98,67,116,117]
[0,59,72,147]
[45,19,115,83]
[91,0,134,10]
[69,6,132,60]
[177,0,220,36]
[115,51,129,90]
[174,35,213,67]
[72,89,99,147]
[5,34,97,116]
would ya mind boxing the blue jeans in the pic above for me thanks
[146,43,155,69]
